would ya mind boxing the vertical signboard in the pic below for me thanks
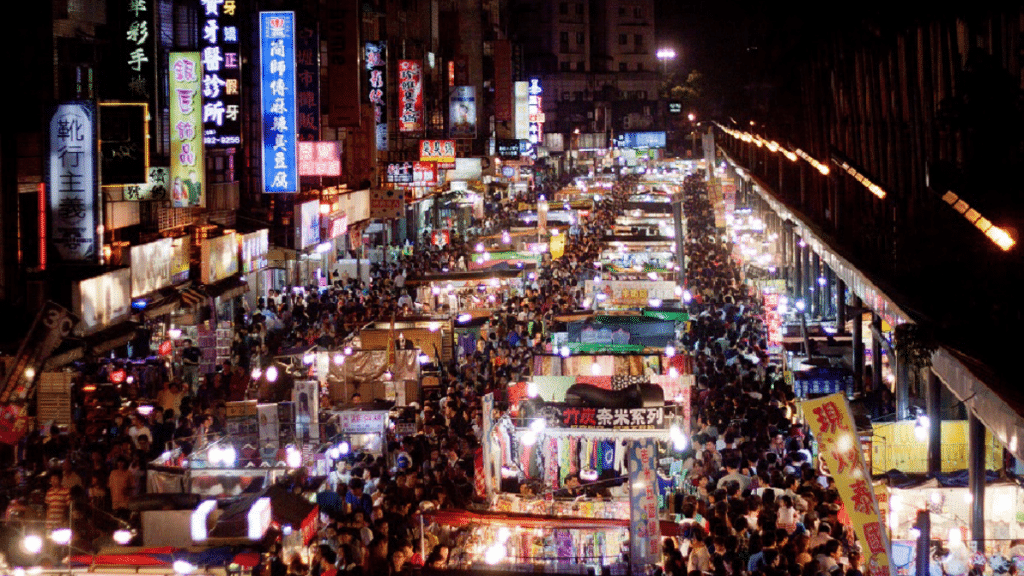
[528,78,544,148]
[169,52,205,207]
[200,0,242,148]
[449,86,476,139]
[260,12,299,193]
[295,200,321,250]
[48,101,98,263]
[296,24,321,142]
[800,394,894,576]
[365,41,388,151]
[326,1,360,127]
[493,40,512,123]
[514,81,529,140]
[122,0,155,101]
[397,59,423,132]
[628,439,661,572]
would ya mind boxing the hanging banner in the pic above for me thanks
[335,410,388,435]
[296,23,321,142]
[123,166,169,201]
[534,404,667,431]
[398,59,423,132]
[169,52,205,207]
[0,301,77,405]
[800,394,894,576]
[365,41,388,151]
[628,440,661,571]
[527,78,544,147]
[293,380,320,444]
[419,139,456,169]
[449,86,476,139]
[200,0,242,148]
[48,101,98,263]
[514,81,529,140]
[130,237,173,297]
[260,12,299,193]
[549,233,566,259]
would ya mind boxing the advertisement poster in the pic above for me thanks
[449,86,476,138]
[200,0,241,148]
[369,189,404,220]
[296,24,320,142]
[48,101,98,262]
[365,41,388,151]
[260,12,298,193]
[628,440,661,570]
[73,268,131,335]
[169,52,205,207]
[295,200,321,249]
[170,235,191,284]
[257,403,280,448]
[241,230,269,274]
[123,166,169,201]
[130,237,173,297]
[384,162,414,184]
[398,59,423,132]
[225,400,258,438]
[200,232,239,284]
[419,139,455,169]
[292,381,320,444]
[800,394,893,576]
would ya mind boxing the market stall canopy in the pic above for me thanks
[209,484,317,539]
[422,508,680,535]
[406,269,525,286]
[71,546,255,568]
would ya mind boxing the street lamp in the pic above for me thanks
[656,48,677,74]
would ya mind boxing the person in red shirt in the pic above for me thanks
[45,471,71,528]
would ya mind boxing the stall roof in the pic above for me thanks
[423,508,680,536]
[407,269,525,285]
[209,484,316,539]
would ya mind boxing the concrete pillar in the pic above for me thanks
[851,296,864,394]
[794,235,803,302]
[802,242,812,312]
[968,411,986,544]
[811,253,821,318]
[871,313,883,400]
[896,349,910,421]
[835,277,847,334]
[927,369,942,475]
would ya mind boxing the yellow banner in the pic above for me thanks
[800,394,893,576]
[550,234,566,259]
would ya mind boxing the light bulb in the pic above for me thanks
[665,345,675,358]
[522,430,537,446]
[530,418,546,433]
[560,346,571,358]
[23,534,43,554]
[265,366,278,382]
[113,529,133,545]
[333,354,344,365]
[50,528,72,545]
[303,353,314,365]
[251,367,262,379]
[339,441,350,455]
[173,560,197,574]
[591,362,602,375]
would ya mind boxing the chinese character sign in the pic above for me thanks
[419,139,456,168]
[123,166,169,201]
[449,86,476,138]
[800,394,894,576]
[297,142,341,176]
[260,12,298,193]
[398,59,423,132]
[629,439,661,571]
[48,101,98,262]
[527,78,544,146]
[123,0,155,101]
[365,41,388,151]
[169,52,206,207]
[296,24,320,142]
[200,0,242,148]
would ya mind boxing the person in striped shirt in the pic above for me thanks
[45,471,71,528]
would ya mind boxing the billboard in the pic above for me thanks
[200,232,239,284]
[130,237,173,297]
[120,0,155,103]
[495,139,521,160]
[449,86,476,138]
[260,12,299,193]
[419,139,456,169]
[123,166,169,201]
[169,52,205,207]
[385,162,415,184]
[398,59,423,132]
[527,78,544,146]
[48,101,98,263]
[295,200,321,250]
[241,229,269,274]
[514,81,529,140]
[297,141,342,176]
[200,0,242,147]
[618,131,667,149]
[73,268,132,334]
[369,188,404,220]
[296,24,320,142]
[365,41,388,151]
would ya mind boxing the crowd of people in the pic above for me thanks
[0,166,874,576]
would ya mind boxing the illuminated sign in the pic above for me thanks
[617,131,667,149]
[241,229,269,274]
[122,0,155,101]
[130,238,173,297]
[260,12,298,193]
[73,268,131,334]
[365,41,388,151]
[248,497,272,540]
[495,139,522,160]
[449,86,476,138]
[398,59,423,132]
[123,166,169,201]
[295,200,321,250]
[514,81,529,140]
[296,24,320,142]
[200,0,241,147]
[419,139,455,168]
[297,141,342,176]
[169,52,205,207]
[527,78,544,147]
[668,101,682,114]
[200,232,239,284]
[48,101,98,262]
[385,162,414,184]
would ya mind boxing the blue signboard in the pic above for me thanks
[618,131,666,149]
[793,367,854,398]
[259,11,298,193]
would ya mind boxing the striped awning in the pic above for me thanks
[179,288,205,308]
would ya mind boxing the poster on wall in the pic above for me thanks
[397,59,423,132]
[365,41,388,151]
[449,86,476,138]
[200,232,239,284]
[169,52,205,207]
[130,237,173,297]
[295,200,321,250]
[48,101,98,263]
[72,268,131,335]
[292,380,320,444]
[259,12,298,193]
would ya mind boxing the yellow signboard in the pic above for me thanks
[550,234,566,259]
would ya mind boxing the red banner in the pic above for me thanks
[398,60,423,132]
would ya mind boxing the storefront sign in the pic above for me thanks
[629,440,661,570]
[411,162,436,186]
[121,0,155,101]
[73,268,131,334]
[793,367,854,398]
[398,59,423,132]
[527,78,543,146]
[419,139,456,169]
[123,166,169,201]
[297,141,341,176]
[537,404,666,430]
[200,232,239,284]
[617,131,666,149]
[583,280,677,307]
[169,52,205,207]
[48,101,98,263]
[260,12,298,193]
[0,301,77,405]
[335,410,387,435]
[295,200,321,250]
[365,41,388,151]
[385,162,415,184]
[200,0,242,147]
[449,86,476,138]
[369,189,404,220]
[324,214,348,239]
[170,235,191,284]
[130,237,173,297]
[800,394,893,576]
[241,229,269,273]
[514,81,529,140]
[296,24,320,142]
[495,138,522,160]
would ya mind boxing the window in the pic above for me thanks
[636,62,644,71]
[576,61,585,71]
[575,3,584,15]
[576,32,585,45]
[634,7,643,18]
[619,62,628,71]
[573,91,583,100]
[562,91,570,101]
[638,91,647,100]
[618,6,626,16]
[560,31,569,43]
[634,34,642,45]
[618,34,627,45]
[560,61,571,71]
[559,2,568,15]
